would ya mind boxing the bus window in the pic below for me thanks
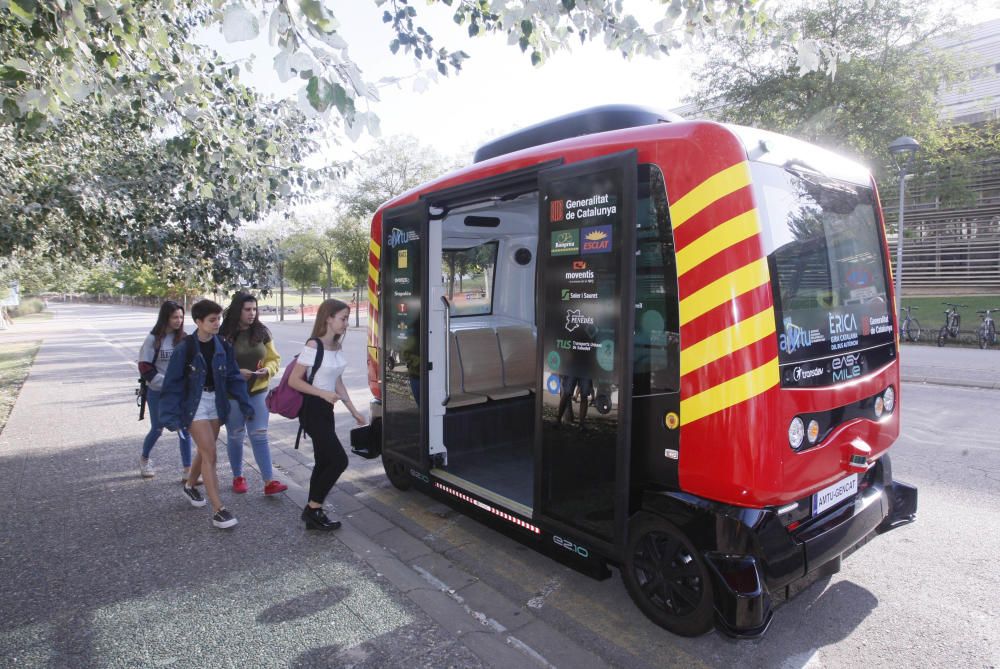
[634,164,680,395]
[755,163,894,374]
[443,241,499,317]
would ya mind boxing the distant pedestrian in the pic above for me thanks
[220,292,288,496]
[288,298,365,530]
[160,299,254,530]
[137,300,193,479]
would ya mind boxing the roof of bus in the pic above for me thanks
[373,119,874,218]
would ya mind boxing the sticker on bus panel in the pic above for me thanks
[551,229,579,256]
[580,225,612,254]
[812,474,859,516]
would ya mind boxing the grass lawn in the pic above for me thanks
[10,311,54,323]
[0,340,40,435]
[900,295,1000,346]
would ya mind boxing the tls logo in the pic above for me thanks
[550,199,564,222]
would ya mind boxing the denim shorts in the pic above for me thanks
[193,390,219,421]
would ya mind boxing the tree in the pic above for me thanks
[1,3,332,286]
[338,135,458,220]
[687,0,961,182]
[2,1,773,134]
[329,217,370,327]
[283,235,322,323]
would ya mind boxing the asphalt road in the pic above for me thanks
[2,303,998,668]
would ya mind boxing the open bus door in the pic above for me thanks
[380,202,432,486]
[534,150,637,561]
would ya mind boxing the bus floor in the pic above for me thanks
[441,438,534,510]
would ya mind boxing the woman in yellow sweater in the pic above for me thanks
[220,292,288,496]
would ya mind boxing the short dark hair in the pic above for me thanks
[191,299,223,322]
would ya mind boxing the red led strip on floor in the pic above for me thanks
[434,482,541,534]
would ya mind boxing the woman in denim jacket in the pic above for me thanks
[160,299,254,529]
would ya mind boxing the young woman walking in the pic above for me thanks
[160,299,254,529]
[137,300,193,479]
[288,298,365,530]
[220,292,287,496]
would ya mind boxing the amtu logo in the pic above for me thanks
[550,199,564,222]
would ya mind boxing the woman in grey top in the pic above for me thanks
[137,300,193,479]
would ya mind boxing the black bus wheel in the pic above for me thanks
[382,455,412,491]
[621,513,714,637]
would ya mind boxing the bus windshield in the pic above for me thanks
[754,163,895,379]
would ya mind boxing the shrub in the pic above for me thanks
[9,298,45,317]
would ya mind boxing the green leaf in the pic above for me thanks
[0,66,29,83]
[520,20,533,37]
[9,0,37,25]
[530,51,543,67]
[25,110,45,132]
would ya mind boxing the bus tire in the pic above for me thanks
[382,455,412,491]
[621,513,714,637]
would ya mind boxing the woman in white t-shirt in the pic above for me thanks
[288,298,365,530]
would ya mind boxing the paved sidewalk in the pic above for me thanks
[0,306,548,668]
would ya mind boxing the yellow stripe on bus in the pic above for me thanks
[370,238,381,260]
[678,257,771,326]
[675,209,761,277]
[368,285,379,312]
[680,357,779,425]
[670,162,752,229]
[680,307,776,377]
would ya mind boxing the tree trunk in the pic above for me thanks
[278,261,285,322]
[300,287,305,323]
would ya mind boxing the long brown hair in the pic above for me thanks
[311,298,350,344]
[220,291,270,345]
[151,300,185,349]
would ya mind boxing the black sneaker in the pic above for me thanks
[182,485,207,508]
[301,506,341,531]
[212,508,238,529]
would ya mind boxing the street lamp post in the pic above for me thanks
[888,136,920,309]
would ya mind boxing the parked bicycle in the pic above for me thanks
[900,305,921,342]
[977,308,998,349]
[937,303,966,347]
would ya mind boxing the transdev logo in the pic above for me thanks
[581,225,612,254]
[550,199,565,222]
[551,229,579,256]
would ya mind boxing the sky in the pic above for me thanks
[206,1,1000,168]
[207,3,703,164]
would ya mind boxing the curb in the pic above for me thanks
[901,375,1000,390]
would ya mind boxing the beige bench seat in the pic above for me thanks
[446,335,488,408]
[455,329,530,401]
[497,326,537,395]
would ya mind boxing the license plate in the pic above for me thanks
[812,474,859,515]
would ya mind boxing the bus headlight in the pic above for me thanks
[807,419,820,444]
[789,417,805,450]
[883,385,895,414]
[874,395,884,418]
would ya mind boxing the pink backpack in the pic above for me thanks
[265,337,323,419]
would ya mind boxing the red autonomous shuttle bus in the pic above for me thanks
[353,105,917,638]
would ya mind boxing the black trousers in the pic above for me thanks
[300,396,348,505]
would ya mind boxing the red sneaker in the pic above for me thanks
[232,476,248,494]
[264,480,288,496]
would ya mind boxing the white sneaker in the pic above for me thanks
[140,457,155,478]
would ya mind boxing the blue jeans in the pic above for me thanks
[226,392,273,481]
[143,389,193,466]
